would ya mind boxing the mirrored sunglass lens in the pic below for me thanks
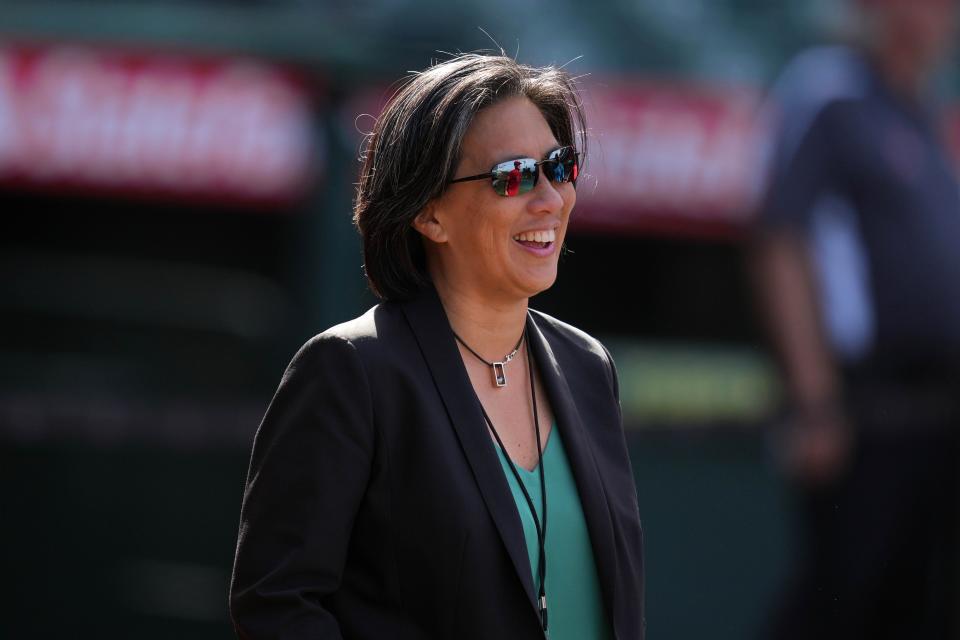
[545,148,577,183]
[518,163,537,194]
[551,161,567,182]
[492,172,509,196]
[492,158,536,197]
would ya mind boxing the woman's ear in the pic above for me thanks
[412,201,448,244]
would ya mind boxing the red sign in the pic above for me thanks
[572,80,764,238]
[0,45,317,207]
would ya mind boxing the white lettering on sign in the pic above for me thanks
[575,82,763,235]
[0,45,317,205]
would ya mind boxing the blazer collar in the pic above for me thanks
[525,312,621,639]
[399,285,620,636]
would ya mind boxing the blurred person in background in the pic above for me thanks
[752,0,960,638]
[229,54,645,640]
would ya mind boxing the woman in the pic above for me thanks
[230,53,645,640]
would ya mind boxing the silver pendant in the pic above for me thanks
[492,362,507,387]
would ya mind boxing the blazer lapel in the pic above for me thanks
[399,287,539,613]
[525,313,622,639]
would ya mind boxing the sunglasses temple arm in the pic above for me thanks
[449,173,492,184]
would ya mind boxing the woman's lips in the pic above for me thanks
[512,227,557,256]
[513,238,556,256]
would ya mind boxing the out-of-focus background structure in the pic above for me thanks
[2,1,957,638]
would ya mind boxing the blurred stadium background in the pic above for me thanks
[1,1,957,638]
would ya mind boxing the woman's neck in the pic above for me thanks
[432,274,528,362]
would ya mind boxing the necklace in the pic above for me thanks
[474,339,549,633]
[452,329,524,387]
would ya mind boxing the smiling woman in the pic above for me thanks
[229,53,645,640]
[416,96,577,307]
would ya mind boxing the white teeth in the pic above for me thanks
[512,229,556,243]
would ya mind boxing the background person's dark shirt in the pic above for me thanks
[760,45,960,377]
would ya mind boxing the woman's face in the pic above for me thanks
[417,95,576,304]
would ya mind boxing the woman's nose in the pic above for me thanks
[528,168,566,213]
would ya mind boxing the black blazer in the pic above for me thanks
[230,286,645,639]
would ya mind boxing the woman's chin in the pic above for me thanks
[514,269,559,299]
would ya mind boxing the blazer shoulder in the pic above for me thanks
[530,308,612,366]
[319,305,381,343]
[294,303,415,376]
[281,306,378,374]
[294,304,387,355]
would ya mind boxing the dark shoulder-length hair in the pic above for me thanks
[353,53,587,301]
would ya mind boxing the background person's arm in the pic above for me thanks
[751,231,852,485]
[751,83,856,486]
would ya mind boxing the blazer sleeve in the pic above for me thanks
[230,333,375,639]
[599,341,647,638]
[599,341,623,424]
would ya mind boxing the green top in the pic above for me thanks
[495,425,613,640]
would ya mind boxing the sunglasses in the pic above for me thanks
[449,146,579,197]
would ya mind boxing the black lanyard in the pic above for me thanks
[475,337,549,633]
